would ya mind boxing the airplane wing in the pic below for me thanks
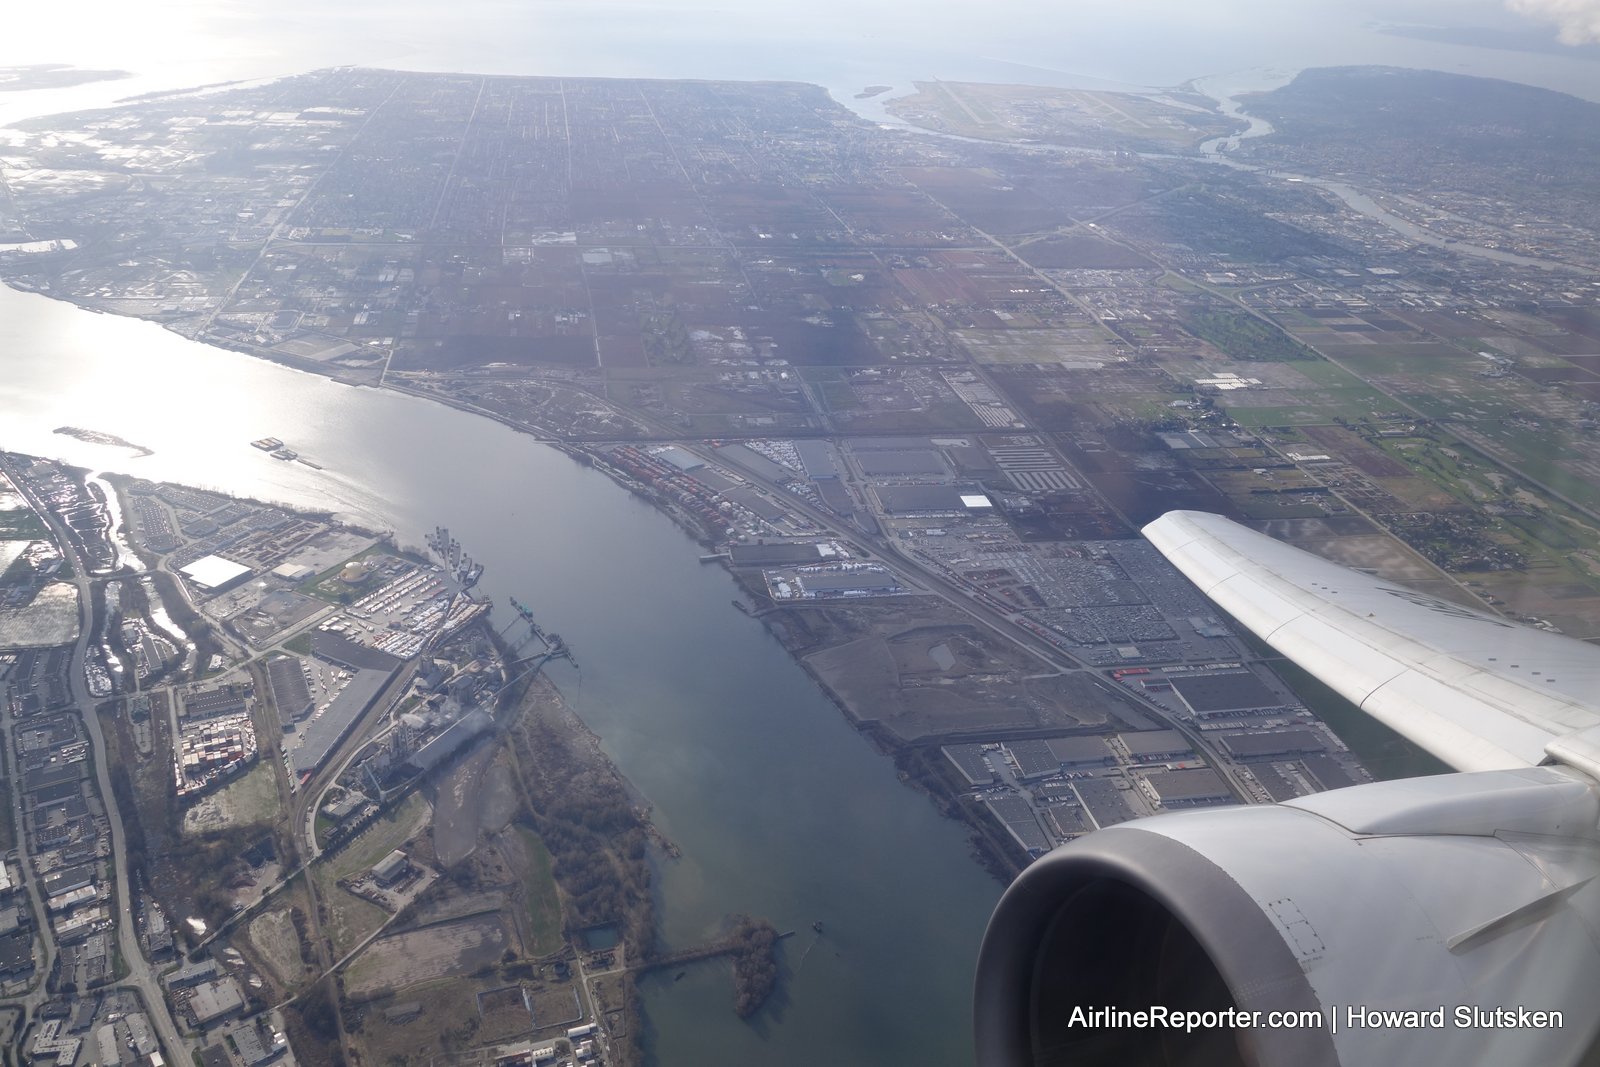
[975,512,1600,1067]
[1143,510,1600,772]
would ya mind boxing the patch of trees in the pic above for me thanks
[169,823,260,927]
[107,763,148,880]
[290,906,317,966]
[510,713,655,952]
[298,980,339,1043]
[727,915,780,1018]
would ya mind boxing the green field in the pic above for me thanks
[518,827,565,958]
[304,543,390,604]
[1183,309,1316,361]
[325,792,429,880]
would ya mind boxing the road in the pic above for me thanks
[0,454,188,1061]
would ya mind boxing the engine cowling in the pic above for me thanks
[974,767,1600,1067]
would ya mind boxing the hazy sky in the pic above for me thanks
[2,0,1597,106]
[1,0,1581,66]
[1510,0,1600,41]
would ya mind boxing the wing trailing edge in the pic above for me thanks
[1143,511,1600,772]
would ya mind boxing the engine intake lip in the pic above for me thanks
[974,822,1340,1067]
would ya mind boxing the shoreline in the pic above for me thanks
[8,279,1028,890]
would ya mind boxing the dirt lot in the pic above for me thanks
[182,760,280,835]
[344,915,510,998]
[770,598,1134,739]
[428,741,520,867]
[243,903,313,991]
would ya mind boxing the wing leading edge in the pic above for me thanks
[1143,511,1600,772]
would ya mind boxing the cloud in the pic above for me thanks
[1507,0,1600,43]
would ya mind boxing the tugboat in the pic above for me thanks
[271,448,298,461]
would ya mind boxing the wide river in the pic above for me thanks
[0,283,1003,1064]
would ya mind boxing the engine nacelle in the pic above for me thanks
[975,767,1600,1066]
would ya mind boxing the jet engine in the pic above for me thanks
[974,767,1600,1067]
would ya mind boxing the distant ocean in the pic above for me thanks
[3,0,1598,130]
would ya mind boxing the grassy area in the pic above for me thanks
[304,543,389,604]
[206,760,282,829]
[325,792,428,880]
[348,977,484,1066]
[1182,309,1317,361]
[1225,405,1338,428]
[517,827,565,958]
[311,865,389,959]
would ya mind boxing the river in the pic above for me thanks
[0,282,1005,1064]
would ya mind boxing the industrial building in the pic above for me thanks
[1218,728,1328,760]
[1117,729,1194,764]
[984,795,1051,854]
[182,685,248,721]
[371,850,411,887]
[270,562,315,582]
[1304,754,1358,791]
[794,440,839,480]
[401,708,494,776]
[873,484,992,514]
[855,449,950,477]
[794,567,900,598]
[288,667,392,776]
[186,976,245,1027]
[651,446,705,472]
[178,555,253,593]
[1046,735,1117,769]
[266,656,313,720]
[1168,670,1285,720]
[1142,768,1234,808]
[1006,736,1113,779]
[764,562,901,600]
[727,542,842,567]
[942,744,996,786]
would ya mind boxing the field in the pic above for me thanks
[770,597,1133,740]
[236,879,319,997]
[312,866,390,959]
[182,759,280,835]
[325,792,430,880]
[309,792,431,956]
[514,827,565,958]
[343,915,511,998]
